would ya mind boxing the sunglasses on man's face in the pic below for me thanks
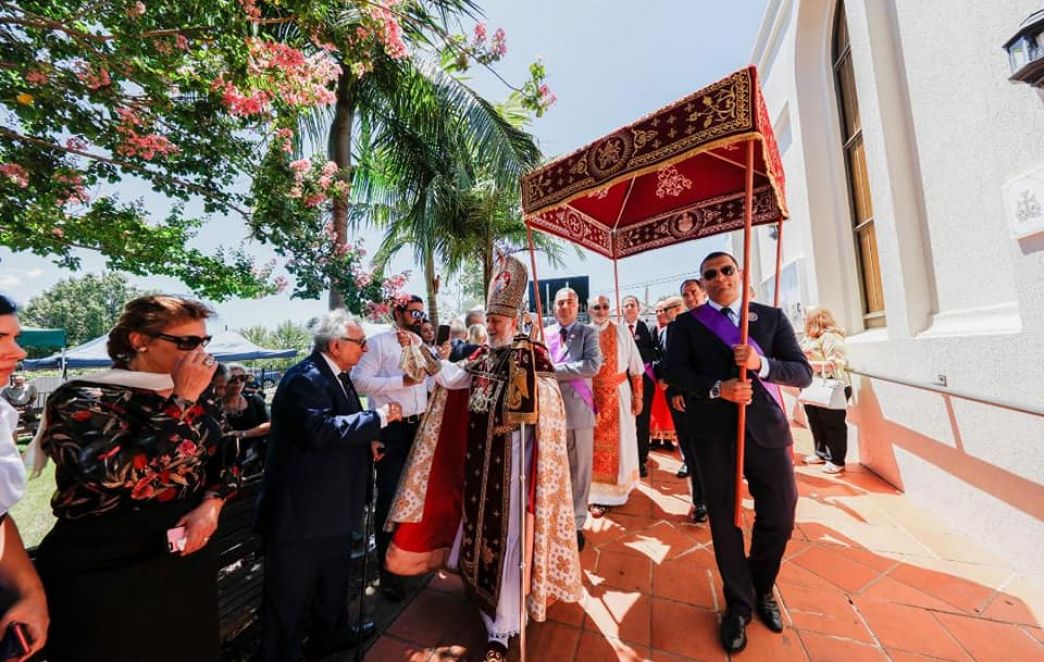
[152,332,212,351]
[404,309,425,320]
[230,374,248,384]
[702,265,737,281]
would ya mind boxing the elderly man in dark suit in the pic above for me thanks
[665,252,812,654]
[544,287,603,551]
[258,310,403,662]
[621,295,658,478]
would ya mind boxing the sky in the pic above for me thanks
[0,0,770,331]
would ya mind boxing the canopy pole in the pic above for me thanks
[526,223,546,342]
[773,217,784,307]
[612,259,623,323]
[734,139,756,529]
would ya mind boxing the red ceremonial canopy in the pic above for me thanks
[521,66,788,259]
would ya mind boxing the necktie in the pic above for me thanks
[628,323,635,337]
[721,306,733,321]
[560,326,569,342]
[338,372,358,406]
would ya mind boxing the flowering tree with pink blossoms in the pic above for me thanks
[1,0,555,313]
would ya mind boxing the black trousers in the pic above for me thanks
[635,374,655,470]
[803,386,851,464]
[669,405,704,507]
[259,534,352,662]
[694,437,797,618]
[375,419,420,569]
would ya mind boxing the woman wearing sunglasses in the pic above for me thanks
[28,295,234,662]
[223,363,271,473]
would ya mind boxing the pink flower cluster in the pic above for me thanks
[76,62,112,90]
[274,127,294,154]
[238,0,262,23]
[113,106,179,160]
[55,172,90,206]
[25,68,48,86]
[215,39,339,118]
[0,163,29,188]
[539,83,557,109]
[126,1,146,18]
[65,136,88,151]
[288,159,348,208]
[364,0,409,60]
[490,28,507,57]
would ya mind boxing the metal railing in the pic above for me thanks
[848,367,1044,418]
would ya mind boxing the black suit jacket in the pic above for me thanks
[257,351,382,542]
[629,319,659,365]
[664,302,812,449]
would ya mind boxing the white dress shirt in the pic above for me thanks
[704,299,771,379]
[350,330,429,418]
[0,399,26,517]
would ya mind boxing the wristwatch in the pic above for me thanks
[709,380,722,399]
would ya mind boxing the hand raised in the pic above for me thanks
[720,378,753,405]
[171,350,217,403]
[381,402,403,423]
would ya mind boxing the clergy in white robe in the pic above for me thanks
[587,295,644,508]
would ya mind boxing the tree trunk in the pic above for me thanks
[327,69,356,310]
[481,228,494,301]
[424,249,439,327]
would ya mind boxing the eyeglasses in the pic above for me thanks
[152,333,212,350]
[590,304,608,311]
[342,336,368,349]
[230,374,248,384]
[701,265,736,281]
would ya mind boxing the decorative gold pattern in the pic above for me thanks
[655,165,693,199]
[522,68,758,214]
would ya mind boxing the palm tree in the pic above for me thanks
[351,73,572,326]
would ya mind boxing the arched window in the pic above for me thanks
[833,1,885,327]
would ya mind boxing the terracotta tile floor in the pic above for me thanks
[358,428,1044,661]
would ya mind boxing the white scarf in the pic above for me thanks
[24,369,175,477]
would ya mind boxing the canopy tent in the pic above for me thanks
[520,65,789,529]
[23,328,299,370]
[18,327,67,349]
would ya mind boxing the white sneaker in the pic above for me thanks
[804,453,826,465]
[822,462,845,474]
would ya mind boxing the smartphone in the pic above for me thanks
[166,526,188,554]
[0,623,29,660]
[435,324,451,345]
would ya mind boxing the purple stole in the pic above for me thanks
[690,305,784,412]
[547,326,597,414]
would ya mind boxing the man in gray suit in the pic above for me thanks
[544,287,603,551]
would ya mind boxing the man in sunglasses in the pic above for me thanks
[586,295,644,517]
[351,294,431,601]
[258,310,401,662]
[664,251,811,654]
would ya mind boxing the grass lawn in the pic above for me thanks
[8,455,56,549]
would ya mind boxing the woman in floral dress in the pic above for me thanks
[31,295,236,662]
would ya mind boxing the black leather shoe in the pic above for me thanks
[576,531,586,552]
[690,504,708,524]
[756,591,784,633]
[676,463,690,478]
[663,441,676,451]
[719,612,749,653]
[381,572,405,602]
[639,465,649,478]
[481,640,508,662]
[650,439,663,450]
[304,621,376,659]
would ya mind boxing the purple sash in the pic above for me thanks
[547,327,597,414]
[691,306,784,412]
